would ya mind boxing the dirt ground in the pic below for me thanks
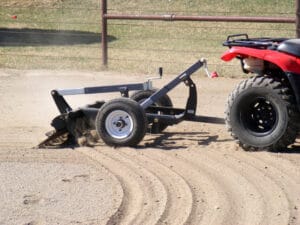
[0,68,299,225]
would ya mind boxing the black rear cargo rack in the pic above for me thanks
[223,33,288,49]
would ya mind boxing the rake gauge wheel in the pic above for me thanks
[130,89,173,133]
[96,98,147,147]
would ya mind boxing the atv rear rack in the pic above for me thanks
[223,33,288,49]
[39,59,223,148]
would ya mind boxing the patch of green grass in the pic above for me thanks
[109,0,294,17]
[0,0,296,76]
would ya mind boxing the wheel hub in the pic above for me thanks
[105,110,133,139]
[243,97,277,134]
[114,118,127,129]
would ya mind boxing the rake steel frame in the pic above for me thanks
[40,59,224,148]
[52,60,204,127]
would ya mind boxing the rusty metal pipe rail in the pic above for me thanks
[104,14,295,23]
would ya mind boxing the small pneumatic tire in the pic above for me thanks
[95,98,147,147]
[130,89,173,133]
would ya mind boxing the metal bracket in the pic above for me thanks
[140,60,203,109]
[201,58,211,78]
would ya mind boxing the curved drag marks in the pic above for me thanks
[143,149,265,225]
[77,147,168,225]
[200,143,299,225]
[77,142,299,225]
[141,150,230,225]
[117,149,193,225]
[221,148,300,225]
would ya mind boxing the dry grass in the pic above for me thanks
[0,0,62,7]
[0,0,296,76]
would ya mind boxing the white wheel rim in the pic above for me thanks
[105,110,133,139]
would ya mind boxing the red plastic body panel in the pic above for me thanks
[221,47,300,74]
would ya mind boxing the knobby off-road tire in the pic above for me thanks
[96,98,147,147]
[225,76,299,151]
[130,89,173,133]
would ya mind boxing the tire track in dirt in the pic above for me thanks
[117,149,194,225]
[143,149,265,225]
[198,143,297,225]
[78,147,168,225]
[221,148,300,225]
[79,142,296,225]
[101,148,169,225]
[140,150,231,225]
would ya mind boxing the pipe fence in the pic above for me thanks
[0,0,297,76]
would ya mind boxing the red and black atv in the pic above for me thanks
[222,34,300,151]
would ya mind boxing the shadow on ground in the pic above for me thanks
[139,131,232,150]
[275,144,300,154]
[0,28,116,46]
[137,116,227,150]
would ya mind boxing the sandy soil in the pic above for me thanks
[0,69,299,225]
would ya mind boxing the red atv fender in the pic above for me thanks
[221,46,300,111]
[221,46,300,74]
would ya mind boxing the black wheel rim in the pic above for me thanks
[241,97,277,135]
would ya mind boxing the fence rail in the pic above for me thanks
[104,14,296,23]
[101,0,298,73]
[0,0,298,76]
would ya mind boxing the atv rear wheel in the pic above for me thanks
[130,89,173,133]
[225,76,299,151]
[96,98,147,147]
